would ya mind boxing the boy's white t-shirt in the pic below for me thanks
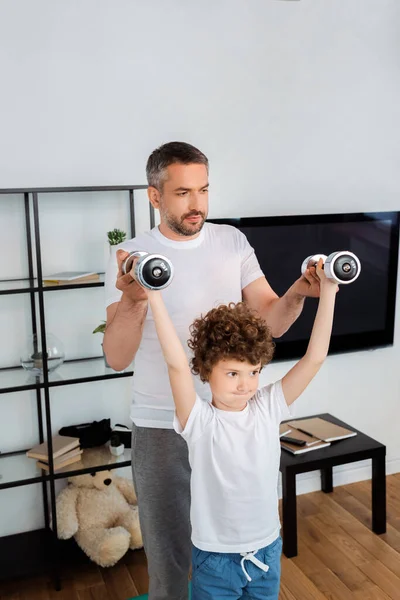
[105,223,264,429]
[174,381,292,553]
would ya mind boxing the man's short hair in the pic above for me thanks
[146,141,209,190]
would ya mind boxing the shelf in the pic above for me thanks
[0,184,148,194]
[42,273,105,291]
[0,358,134,394]
[0,278,38,295]
[0,446,132,490]
[0,367,40,394]
[53,447,131,480]
[0,274,105,296]
[47,357,133,387]
[0,184,147,588]
[0,451,45,490]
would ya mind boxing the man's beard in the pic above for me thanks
[163,209,207,237]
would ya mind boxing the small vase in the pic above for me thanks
[109,433,125,456]
[21,333,65,375]
[105,243,119,269]
[109,245,118,262]
[109,443,125,457]
[101,343,125,372]
[102,343,111,368]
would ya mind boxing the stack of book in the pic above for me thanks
[43,271,100,286]
[279,417,357,455]
[26,435,82,471]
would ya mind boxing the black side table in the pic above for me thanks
[279,412,386,558]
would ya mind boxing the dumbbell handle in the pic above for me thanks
[122,251,148,275]
[302,254,328,270]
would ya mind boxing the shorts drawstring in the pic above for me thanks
[240,550,269,582]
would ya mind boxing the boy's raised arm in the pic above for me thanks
[147,290,196,428]
[282,259,338,406]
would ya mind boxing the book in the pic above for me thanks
[279,425,321,446]
[36,453,82,472]
[37,447,82,467]
[43,271,99,284]
[44,279,100,287]
[280,437,331,455]
[287,417,357,443]
[279,423,292,438]
[26,435,80,461]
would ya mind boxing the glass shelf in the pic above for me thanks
[0,358,133,394]
[47,357,133,387]
[0,451,45,490]
[43,273,105,291]
[0,184,148,194]
[53,447,132,480]
[0,274,105,295]
[0,446,132,489]
[0,367,40,394]
[0,278,38,295]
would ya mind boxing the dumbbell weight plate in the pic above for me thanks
[325,251,361,284]
[139,256,172,289]
[121,251,174,290]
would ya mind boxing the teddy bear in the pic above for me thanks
[55,446,143,567]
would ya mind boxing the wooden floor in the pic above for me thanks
[1,473,400,600]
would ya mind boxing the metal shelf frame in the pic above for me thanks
[0,185,153,588]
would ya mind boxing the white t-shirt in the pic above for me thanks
[174,381,292,553]
[105,222,264,428]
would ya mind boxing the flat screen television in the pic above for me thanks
[208,211,400,361]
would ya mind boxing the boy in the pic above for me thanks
[143,258,337,599]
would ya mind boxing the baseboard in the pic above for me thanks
[278,457,400,498]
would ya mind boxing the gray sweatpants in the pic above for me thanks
[131,423,191,600]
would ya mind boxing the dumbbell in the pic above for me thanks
[122,251,174,290]
[301,251,361,284]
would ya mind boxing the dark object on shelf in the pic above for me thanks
[110,433,120,446]
[109,433,125,457]
[59,419,112,448]
[112,423,132,448]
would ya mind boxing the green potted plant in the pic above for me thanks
[92,322,106,335]
[93,322,109,367]
[107,228,127,246]
[107,229,127,264]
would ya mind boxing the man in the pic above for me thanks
[103,141,319,600]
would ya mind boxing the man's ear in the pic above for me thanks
[148,186,160,209]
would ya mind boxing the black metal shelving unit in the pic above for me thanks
[0,185,151,589]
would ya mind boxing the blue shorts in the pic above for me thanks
[191,536,283,600]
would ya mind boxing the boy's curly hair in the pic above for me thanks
[188,302,275,382]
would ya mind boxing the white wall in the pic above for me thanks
[0,0,399,535]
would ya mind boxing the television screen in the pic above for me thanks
[208,212,400,361]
